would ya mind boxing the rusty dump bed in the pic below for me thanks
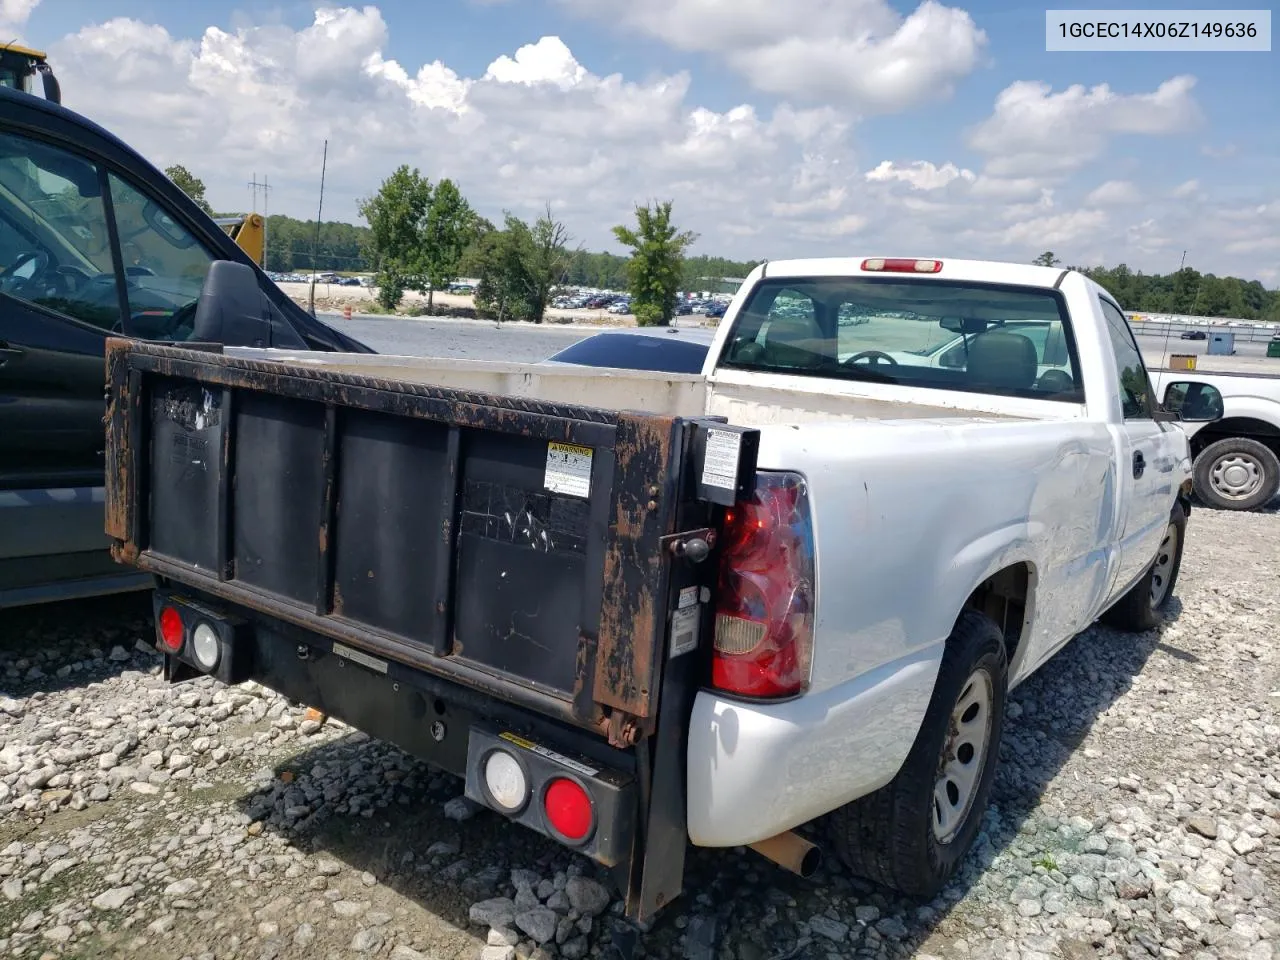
[103,339,753,744]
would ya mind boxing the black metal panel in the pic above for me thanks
[453,431,606,695]
[252,623,476,776]
[332,409,453,646]
[148,377,224,573]
[231,390,325,602]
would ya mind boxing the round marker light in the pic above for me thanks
[158,606,184,652]
[483,750,529,812]
[543,778,593,842]
[191,622,221,670]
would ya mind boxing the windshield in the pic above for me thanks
[719,277,1083,402]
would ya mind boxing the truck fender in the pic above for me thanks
[1181,394,1280,445]
[942,528,1039,682]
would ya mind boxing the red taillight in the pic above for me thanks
[543,778,593,842]
[861,258,942,273]
[712,472,814,698]
[158,605,184,652]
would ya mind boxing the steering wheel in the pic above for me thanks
[0,251,50,293]
[843,349,898,367]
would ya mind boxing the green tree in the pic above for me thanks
[524,205,572,324]
[471,207,571,324]
[1032,251,1061,267]
[613,201,698,326]
[421,178,475,309]
[357,165,433,310]
[472,215,535,322]
[165,164,213,216]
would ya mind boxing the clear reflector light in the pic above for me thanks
[483,751,528,811]
[191,622,220,670]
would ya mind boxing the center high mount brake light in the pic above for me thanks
[861,258,942,273]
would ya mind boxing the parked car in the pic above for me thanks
[545,328,713,373]
[1180,330,1207,341]
[102,255,1220,930]
[1147,367,1280,510]
[0,85,369,608]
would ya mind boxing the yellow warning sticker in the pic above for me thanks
[545,441,593,498]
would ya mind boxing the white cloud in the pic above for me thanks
[1201,143,1237,159]
[1086,180,1141,205]
[483,36,586,89]
[1,0,39,38]
[558,0,986,113]
[967,76,1200,177]
[36,7,1276,284]
[994,210,1109,248]
[865,159,975,190]
[1172,178,1200,198]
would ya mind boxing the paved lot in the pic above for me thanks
[318,312,1280,380]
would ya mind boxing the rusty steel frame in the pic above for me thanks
[103,338,684,740]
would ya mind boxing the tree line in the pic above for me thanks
[1034,252,1280,321]
[163,166,1278,323]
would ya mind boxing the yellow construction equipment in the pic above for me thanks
[215,214,266,267]
[0,43,61,103]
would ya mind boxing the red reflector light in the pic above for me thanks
[543,778,593,842]
[861,258,942,273]
[158,605,184,652]
[712,473,815,699]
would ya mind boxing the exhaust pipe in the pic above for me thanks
[748,831,822,878]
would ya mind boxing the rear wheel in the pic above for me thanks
[1101,503,1186,633]
[826,609,1007,897]
[1192,437,1280,511]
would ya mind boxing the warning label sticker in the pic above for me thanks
[544,442,593,498]
[701,429,741,490]
[670,605,700,658]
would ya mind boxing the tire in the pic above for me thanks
[826,609,1007,897]
[1192,437,1280,511]
[1100,503,1187,633]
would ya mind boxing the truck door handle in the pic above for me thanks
[1132,450,1145,479]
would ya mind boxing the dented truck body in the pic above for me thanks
[103,337,752,922]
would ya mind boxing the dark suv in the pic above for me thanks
[0,86,371,607]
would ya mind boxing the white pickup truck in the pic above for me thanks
[1147,367,1280,511]
[102,255,1224,929]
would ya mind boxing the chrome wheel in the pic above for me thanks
[932,669,993,844]
[1209,453,1265,501]
[1149,522,1178,608]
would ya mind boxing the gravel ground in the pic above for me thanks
[1,506,1277,960]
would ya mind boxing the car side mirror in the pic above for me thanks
[192,260,272,348]
[1161,380,1224,423]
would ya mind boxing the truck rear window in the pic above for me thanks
[718,277,1083,403]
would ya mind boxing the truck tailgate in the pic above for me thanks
[104,339,743,741]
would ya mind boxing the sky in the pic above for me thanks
[4,0,1278,284]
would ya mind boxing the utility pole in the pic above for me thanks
[308,142,328,317]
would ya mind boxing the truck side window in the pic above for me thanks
[108,173,215,341]
[0,130,120,329]
[1099,298,1153,419]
